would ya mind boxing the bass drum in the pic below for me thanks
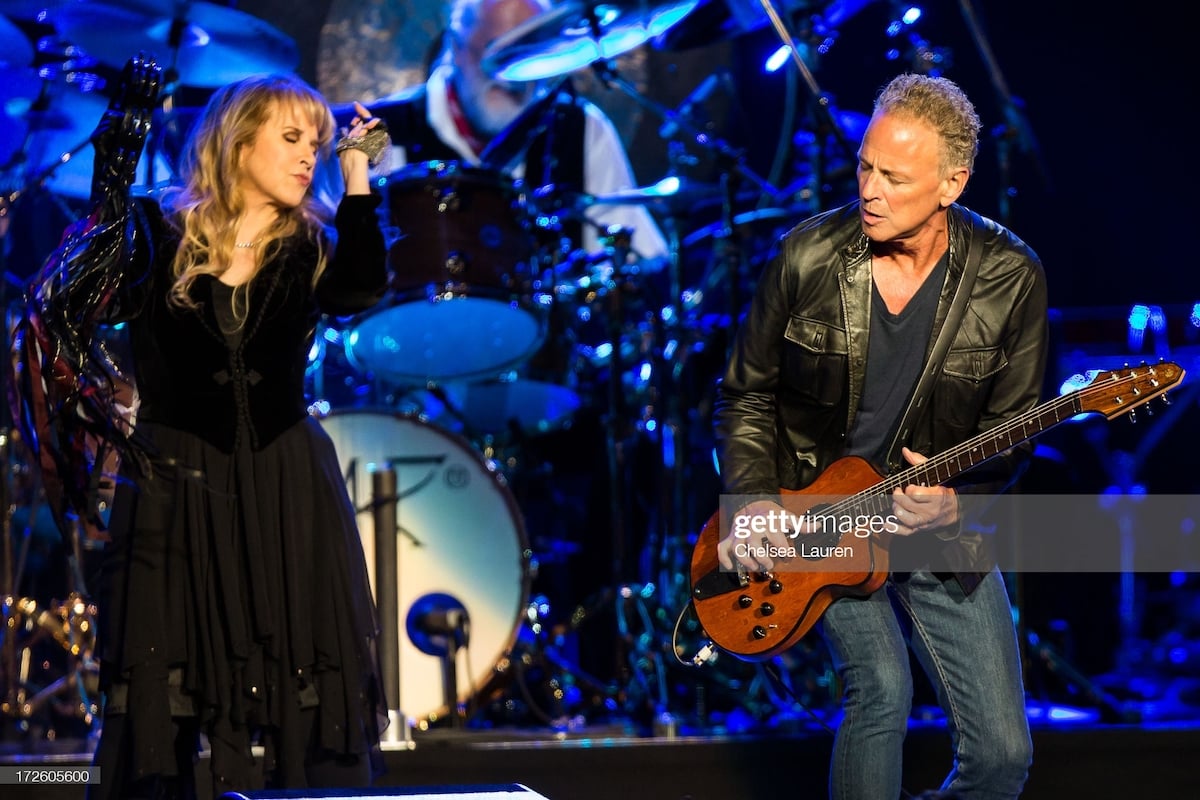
[316,410,531,724]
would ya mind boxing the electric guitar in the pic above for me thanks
[690,361,1186,662]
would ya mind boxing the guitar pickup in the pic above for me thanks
[691,567,750,601]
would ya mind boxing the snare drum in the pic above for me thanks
[317,410,531,723]
[345,161,548,384]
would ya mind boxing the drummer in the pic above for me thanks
[366,0,670,264]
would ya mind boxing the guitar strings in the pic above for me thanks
[820,370,1156,521]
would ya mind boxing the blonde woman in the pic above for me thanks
[79,70,392,798]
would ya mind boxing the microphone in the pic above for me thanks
[415,608,469,634]
[658,70,725,140]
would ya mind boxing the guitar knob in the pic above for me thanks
[752,625,767,640]
[760,602,775,616]
[769,580,783,594]
[738,595,753,608]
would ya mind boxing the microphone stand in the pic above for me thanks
[369,464,408,743]
[956,0,1051,226]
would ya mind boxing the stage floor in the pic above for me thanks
[5,709,1200,800]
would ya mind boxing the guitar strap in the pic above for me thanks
[883,209,984,474]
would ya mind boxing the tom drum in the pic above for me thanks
[345,161,549,385]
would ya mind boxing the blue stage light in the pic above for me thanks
[765,45,791,73]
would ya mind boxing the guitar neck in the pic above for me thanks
[841,391,1084,516]
[903,392,1078,487]
[847,360,1185,513]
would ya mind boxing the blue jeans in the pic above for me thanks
[819,567,1032,800]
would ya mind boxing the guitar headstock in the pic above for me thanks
[1073,361,1186,419]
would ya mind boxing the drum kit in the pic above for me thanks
[0,0,872,739]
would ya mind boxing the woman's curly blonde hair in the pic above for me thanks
[161,73,337,321]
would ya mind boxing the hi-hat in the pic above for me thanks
[17,0,298,87]
[481,0,701,82]
[0,13,33,67]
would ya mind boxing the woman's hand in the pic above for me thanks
[336,101,386,196]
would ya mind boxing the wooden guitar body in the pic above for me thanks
[690,456,894,661]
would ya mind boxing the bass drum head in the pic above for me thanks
[316,409,531,724]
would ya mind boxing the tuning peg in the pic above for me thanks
[1162,394,1172,406]
[1128,409,1137,424]
[1144,403,1154,416]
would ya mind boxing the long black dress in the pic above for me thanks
[87,193,390,798]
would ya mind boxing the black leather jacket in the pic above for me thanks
[713,201,1049,586]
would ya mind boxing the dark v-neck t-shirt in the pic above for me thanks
[845,251,948,466]
[210,279,244,349]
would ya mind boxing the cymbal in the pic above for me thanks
[0,13,33,67]
[481,0,702,82]
[681,206,796,249]
[654,0,814,51]
[573,174,722,212]
[0,68,174,199]
[25,0,298,87]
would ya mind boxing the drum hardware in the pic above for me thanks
[503,43,799,728]
[956,0,1050,226]
[478,594,627,730]
[0,60,105,202]
[1,592,101,731]
[317,410,532,729]
[366,462,415,745]
[0,62,182,203]
[478,75,569,173]
[1,471,102,738]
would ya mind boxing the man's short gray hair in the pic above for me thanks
[874,73,982,174]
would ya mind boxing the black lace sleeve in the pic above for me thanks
[6,55,163,539]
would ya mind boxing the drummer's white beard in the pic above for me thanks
[465,85,530,139]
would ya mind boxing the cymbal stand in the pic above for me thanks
[597,226,636,588]
[657,211,688,569]
[755,0,857,164]
[956,0,1051,226]
[588,56,790,350]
